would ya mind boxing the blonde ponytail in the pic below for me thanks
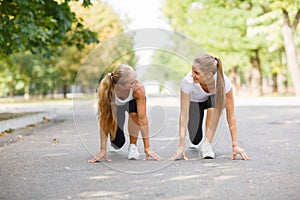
[98,73,117,139]
[214,57,226,114]
[97,64,135,140]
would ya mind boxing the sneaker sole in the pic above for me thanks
[128,157,139,160]
[203,153,215,159]
[128,153,139,160]
[203,156,214,159]
[109,149,120,153]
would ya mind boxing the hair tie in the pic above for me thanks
[214,57,219,67]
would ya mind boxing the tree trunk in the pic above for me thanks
[250,49,263,96]
[272,73,278,93]
[63,84,68,99]
[282,9,300,96]
[24,78,30,100]
[9,81,14,98]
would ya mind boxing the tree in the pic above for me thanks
[56,1,137,96]
[162,0,264,94]
[0,0,98,57]
[203,0,300,96]
[162,0,300,96]
[8,52,36,98]
[0,53,59,98]
[0,0,136,98]
[282,6,300,96]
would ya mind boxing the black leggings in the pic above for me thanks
[188,95,215,145]
[110,99,138,149]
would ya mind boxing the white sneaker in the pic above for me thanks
[128,144,140,160]
[201,141,215,159]
[108,139,121,152]
[189,142,200,150]
[109,145,120,153]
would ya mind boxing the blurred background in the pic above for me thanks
[1,2,300,198]
[0,0,300,101]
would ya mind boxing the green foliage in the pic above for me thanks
[161,0,258,75]
[160,0,300,92]
[78,31,137,92]
[0,0,136,97]
[58,1,137,93]
[0,0,98,57]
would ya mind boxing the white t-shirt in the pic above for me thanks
[180,71,232,102]
[115,88,134,106]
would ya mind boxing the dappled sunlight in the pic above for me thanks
[169,174,205,181]
[214,175,236,181]
[78,191,128,199]
[88,175,111,180]
[269,119,300,125]
[200,162,237,172]
[42,153,69,157]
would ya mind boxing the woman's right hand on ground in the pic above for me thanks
[169,145,188,161]
[145,148,163,161]
[88,150,111,163]
[231,146,250,160]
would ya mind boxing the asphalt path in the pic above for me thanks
[0,97,299,200]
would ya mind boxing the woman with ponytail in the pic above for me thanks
[88,64,162,162]
[171,54,249,160]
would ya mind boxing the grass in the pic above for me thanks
[0,112,41,122]
[0,95,94,104]
[0,98,70,104]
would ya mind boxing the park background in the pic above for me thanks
[1,1,300,200]
[1,0,300,101]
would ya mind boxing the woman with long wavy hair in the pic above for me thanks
[171,54,249,160]
[89,64,162,162]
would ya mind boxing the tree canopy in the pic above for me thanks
[159,0,300,95]
[0,0,136,98]
[0,0,98,57]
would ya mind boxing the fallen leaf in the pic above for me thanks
[52,138,59,143]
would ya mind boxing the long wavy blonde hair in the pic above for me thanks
[97,64,134,139]
[193,53,226,114]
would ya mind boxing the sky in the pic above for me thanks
[104,0,171,30]
[101,0,175,79]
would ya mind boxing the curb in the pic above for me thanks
[0,112,56,133]
[0,128,33,147]
[0,112,57,147]
[0,119,63,148]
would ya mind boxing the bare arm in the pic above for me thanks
[88,125,110,163]
[204,107,222,143]
[225,89,238,147]
[133,85,149,140]
[179,90,190,147]
[133,84,162,160]
[170,90,190,160]
[226,89,249,160]
[134,86,148,128]
[100,128,108,151]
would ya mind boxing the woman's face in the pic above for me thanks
[121,71,137,89]
[191,65,214,84]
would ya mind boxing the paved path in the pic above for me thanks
[0,97,300,199]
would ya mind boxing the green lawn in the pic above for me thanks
[0,112,41,122]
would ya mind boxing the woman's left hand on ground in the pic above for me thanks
[144,148,162,161]
[88,150,111,163]
[169,145,188,161]
[231,146,250,160]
